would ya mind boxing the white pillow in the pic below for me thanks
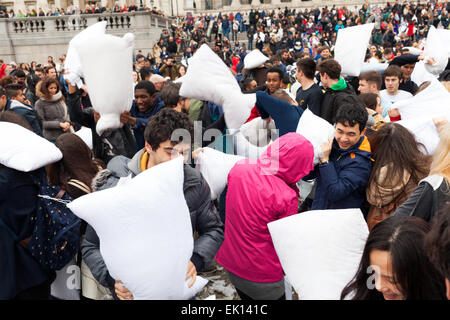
[403,47,423,55]
[393,79,450,120]
[239,117,275,147]
[234,131,270,159]
[179,44,256,130]
[64,21,107,88]
[244,49,269,70]
[411,61,437,86]
[360,62,388,75]
[296,109,335,165]
[74,33,135,136]
[67,157,208,299]
[398,118,442,155]
[74,127,93,150]
[196,147,245,200]
[424,26,449,75]
[0,122,62,172]
[334,23,375,77]
[436,29,450,58]
[268,209,369,300]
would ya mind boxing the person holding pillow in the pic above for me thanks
[215,132,314,300]
[81,108,224,300]
[35,77,71,142]
[340,215,446,300]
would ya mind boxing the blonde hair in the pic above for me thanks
[430,122,450,181]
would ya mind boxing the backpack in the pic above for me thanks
[26,175,82,271]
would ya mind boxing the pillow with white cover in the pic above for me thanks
[424,26,449,75]
[196,148,245,200]
[334,23,375,77]
[268,209,369,300]
[296,109,335,165]
[67,157,208,299]
[74,33,135,136]
[398,118,443,155]
[0,122,62,172]
[244,49,269,70]
[64,21,107,88]
[179,44,256,130]
[74,127,93,150]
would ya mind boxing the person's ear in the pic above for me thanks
[144,141,153,154]
[361,127,367,136]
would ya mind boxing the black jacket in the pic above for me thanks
[67,90,136,164]
[319,81,359,124]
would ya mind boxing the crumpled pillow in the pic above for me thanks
[296,109,335,165]
[0,122,62,172]
[64,21,107,88]
[436,29,450,58]
[67,157,208,299]
[74,127,93,150]
[411,61,437,86]
[334,23,375,77]
[267,209,369,300]
[196,148,245,200]
[179,44,256,130]
[239,117,275,147]
[74,33,135,136]
[243,49,269,70]
[424,26,449,75]
[234,131,270,159]
[393,79,450,120]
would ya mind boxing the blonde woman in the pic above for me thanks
[394,118,450,222]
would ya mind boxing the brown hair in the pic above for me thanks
[36,77,61,100]
[383,65,403,80]
[359,71,383,90]
[359,93,378,110]
[317,59,341,80]
[0,110,33,131]
[47,133,98,192]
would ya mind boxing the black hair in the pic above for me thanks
[282,73,291,85]
[240,77,256,92]
[139,67,152,81]
[334,102,368,132]
[4,83,23,98]
[425,207,450,281]
[135,80,156,97]
[341,215,446,300]
[296,57,316,79]
[266,67,284,81]
[144,108,194,151]
[438,69,450,82]
[15,70,26,78]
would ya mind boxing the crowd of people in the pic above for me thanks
[0,2,167,18]
[0,0,450,302]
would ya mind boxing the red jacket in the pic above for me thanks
[0,64,6,79]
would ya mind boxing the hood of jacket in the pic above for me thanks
[257,132,314,186]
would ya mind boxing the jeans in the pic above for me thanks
[248,38,253,50]
[232,31,238,41]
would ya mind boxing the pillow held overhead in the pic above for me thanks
[74,32,135,136]
[67,157,207,299]
[244,49,269,70]
[334,23,375,77]
[0,122,62,172]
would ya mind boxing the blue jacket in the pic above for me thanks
[5,98,43,137]
[222,19,230,31]
[309,136,373,212]
[255,91,303,137]
[129,96,165,151]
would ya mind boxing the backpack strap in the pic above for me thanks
[67,179,91,194]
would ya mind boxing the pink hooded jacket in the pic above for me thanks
[215,133,314,283]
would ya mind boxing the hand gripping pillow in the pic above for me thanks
[67,157,207,299]
[334,23,375,77]
[243,49,269,70]
[0,122,62,172]
[64,21,107,88]
[424,26,449,75]
[74,33,135,136]
[196,147,245,200]
[268,209,369,300]
[393,79,450,121]
[179,44,256,130]
[296,109,335,165]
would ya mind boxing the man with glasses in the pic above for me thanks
[81,108,224,300]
